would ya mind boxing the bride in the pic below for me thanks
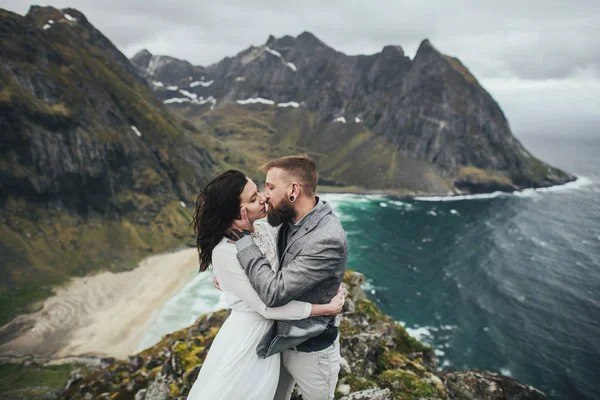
[187,170,344,400]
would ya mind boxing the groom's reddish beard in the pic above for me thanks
[266,197,296,226]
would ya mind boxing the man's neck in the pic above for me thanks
[293,196,318,224]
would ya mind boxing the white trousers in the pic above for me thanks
[273,337,341,400]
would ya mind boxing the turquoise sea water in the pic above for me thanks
[140,135,600,400]
[327,135,600,400]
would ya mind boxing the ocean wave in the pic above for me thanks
[415,191,506,202]
[403,325,435,344]
[512,176,593,197]
[415,176,593,202]
[137,272,222,352]
[321,193,384,203]
[361,280,375,292]
[331,209,356,222]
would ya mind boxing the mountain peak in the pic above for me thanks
[133,49,153,58]
[26,5,58,16]
[381,45,405,58]
[60,8,88,23]
[416,38,437,54]
[25,5,86,25]
[297,31,324,46]
[25,5,62,24]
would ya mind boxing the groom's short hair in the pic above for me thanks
[261,154,318,195]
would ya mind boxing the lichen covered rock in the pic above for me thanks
[442,370,546,400]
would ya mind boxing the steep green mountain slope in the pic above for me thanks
[0,7,215,325]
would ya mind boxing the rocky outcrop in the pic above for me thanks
[442,370,546,400]
[132,33,576,195]
[59,271,545,400]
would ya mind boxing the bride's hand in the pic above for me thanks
[327,291,345,315]
[228,208,254,240]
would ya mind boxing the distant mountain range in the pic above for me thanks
[0,5,575,325]
[130,32,575,194]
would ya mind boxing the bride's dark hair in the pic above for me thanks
[191,170,248,272]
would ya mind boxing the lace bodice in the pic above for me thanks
[252,222,279,272]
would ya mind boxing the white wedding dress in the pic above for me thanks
[187,223,311,400]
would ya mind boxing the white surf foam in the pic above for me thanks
[415,176,593,202]
[321,193,384,203]
[512,176,593,197]
[415,191,506,202]
[404,325,434,344]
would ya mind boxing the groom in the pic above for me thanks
[229,154,348,400]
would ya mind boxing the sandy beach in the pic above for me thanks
[0,247,199,360]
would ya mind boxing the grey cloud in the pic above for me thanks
[1,0,598,135]
[2,0,599,81]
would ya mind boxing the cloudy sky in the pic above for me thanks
[2,0,599,137]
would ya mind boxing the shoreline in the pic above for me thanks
[318,175,582,199]
[0,247,199,361]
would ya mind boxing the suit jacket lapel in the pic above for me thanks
[280,206,332,263]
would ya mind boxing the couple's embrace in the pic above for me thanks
[187,155,349,400]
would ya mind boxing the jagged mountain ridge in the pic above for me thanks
[0,6,215,322]
[132,32,575,194]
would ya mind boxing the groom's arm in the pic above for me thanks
[235,235,345,307]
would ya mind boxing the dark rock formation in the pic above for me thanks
[443,370,546,400]
[2,6,213,215]
[132,33,576,195]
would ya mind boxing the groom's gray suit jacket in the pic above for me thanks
[236,199,348,358]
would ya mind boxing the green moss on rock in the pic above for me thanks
[339,319,361,337]
[379,369,442,400]
[339,374,378,393]
[355,298,386,321]
[392,322,431,355]
[172,341,207,374]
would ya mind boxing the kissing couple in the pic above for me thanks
[187,154,348,400]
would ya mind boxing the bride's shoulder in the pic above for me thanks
[214,236,235,251]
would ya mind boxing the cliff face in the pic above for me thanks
[58,271,545,400]
[132,33,575,194]
[0,7,215,323]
